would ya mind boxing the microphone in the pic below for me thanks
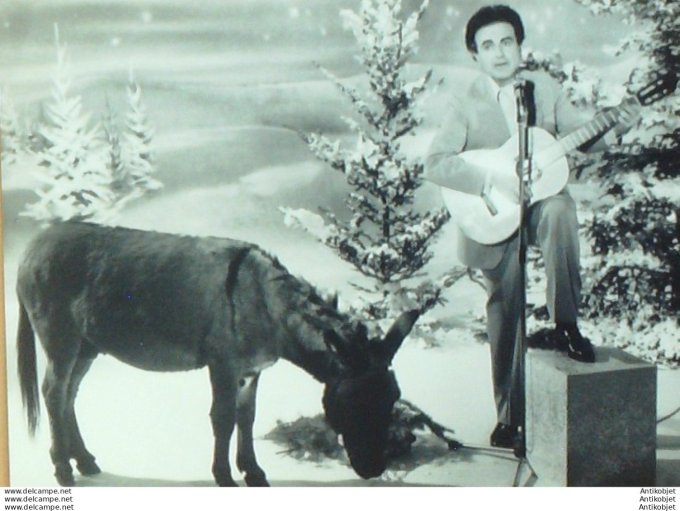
[514,79,535,126]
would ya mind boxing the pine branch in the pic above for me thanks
[317,64,380,129]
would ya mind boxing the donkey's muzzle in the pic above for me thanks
[350,456,386,479]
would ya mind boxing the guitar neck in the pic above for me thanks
[558,104,627,154]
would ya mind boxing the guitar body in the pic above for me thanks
[440,127,570,245]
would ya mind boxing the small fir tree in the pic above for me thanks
[121,70,161,198]
[0,87,23,169]
[284,0,455,328]
[103,98,134,206]
[22,26,113,223]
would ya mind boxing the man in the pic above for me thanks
[425,5,639,449]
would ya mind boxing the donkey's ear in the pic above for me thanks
[355,322,369,342]
[323,329,342,353]
[378,309,421,364]
[323,329,362,369]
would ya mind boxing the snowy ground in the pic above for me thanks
[5,162,680,488]
[2,0,679,489]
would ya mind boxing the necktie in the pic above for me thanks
[497,85,517,135]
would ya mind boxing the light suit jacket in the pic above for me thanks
[425,71,606,270]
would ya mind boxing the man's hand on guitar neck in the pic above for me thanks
[612,98,642,139]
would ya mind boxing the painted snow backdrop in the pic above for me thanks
[1,0,678,486]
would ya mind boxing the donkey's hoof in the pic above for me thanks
[55,467,75,487]
[244,472,269,487]
[77,458,101,476]
[216,478,239,487]
[213,469,238,487]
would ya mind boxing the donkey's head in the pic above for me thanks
[321,310,419,479]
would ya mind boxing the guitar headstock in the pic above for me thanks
[636,70,678,106]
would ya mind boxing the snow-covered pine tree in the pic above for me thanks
[23,26,113,223]
[121,70,161,199]
[1,87,23,169]
[574,0,680,365]
[102,98,134,207]
[284,0,455,328]
[526,1,679,365]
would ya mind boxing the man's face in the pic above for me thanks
[471,21,521,86]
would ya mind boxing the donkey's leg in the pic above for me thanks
[42,357,77,486]
[208,363,238,487]
[236,373,269,487]
[66,352,101,476]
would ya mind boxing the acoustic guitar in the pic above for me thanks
[440,72,678,245]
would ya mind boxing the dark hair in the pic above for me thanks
[465,5,525,53]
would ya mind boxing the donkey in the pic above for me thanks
[17,221,420,487]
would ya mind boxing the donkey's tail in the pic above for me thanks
[17,299,40,436]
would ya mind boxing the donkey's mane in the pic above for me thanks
[265,254,351,331]
[258,252,368,377]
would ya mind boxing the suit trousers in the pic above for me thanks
[481,192,581,427]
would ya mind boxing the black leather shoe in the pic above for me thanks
[555,323,595,363]
[490,423,517,448]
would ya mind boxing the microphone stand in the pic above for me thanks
[513,80,532,459]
